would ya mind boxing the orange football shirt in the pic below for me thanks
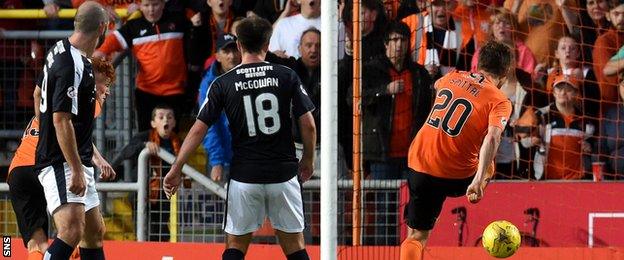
[8,117,39,174]
[8,101,102,176]
[408,70,512,179]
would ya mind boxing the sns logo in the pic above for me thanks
[67,86,77,98]
[2,236,10,257]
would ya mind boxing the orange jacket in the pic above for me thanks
[97,13,190,96]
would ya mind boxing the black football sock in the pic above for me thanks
[287,249,310,260]
[222,248,245,260]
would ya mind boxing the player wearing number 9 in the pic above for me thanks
[163,16,315,260]
[400,41,514,260]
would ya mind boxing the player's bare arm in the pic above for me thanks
[53,112,86,196]
[467,126,503,204]
[298,112,316,182]
[163,119,209,198]
[92,144,116,181]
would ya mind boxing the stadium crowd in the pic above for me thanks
[1,0,624,201]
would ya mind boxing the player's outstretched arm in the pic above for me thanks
[163,119,209,198]
[54,112,86,196]
[298,112,316,183]
[466,126,503,203]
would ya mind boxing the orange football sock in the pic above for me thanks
[400,237,424,260]
[27,251,44,260]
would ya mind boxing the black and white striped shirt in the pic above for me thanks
[35,38,96,169]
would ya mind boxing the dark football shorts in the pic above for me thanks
[8,166,48,247]
[404,169,473,231]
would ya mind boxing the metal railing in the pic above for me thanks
[0,165,147,240]
[142,149,406,245]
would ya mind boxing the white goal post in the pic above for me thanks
[320,0,338,259]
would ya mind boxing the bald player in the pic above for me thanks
[35,2,110,259]
[400,41,514,260]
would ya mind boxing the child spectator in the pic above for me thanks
[516,75,596,180]
[94,0,195,131]
[557,0,610,63]
[542,36,601,118]
[110,105,181,242]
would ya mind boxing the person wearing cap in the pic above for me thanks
[541,36,601,118]
[593,0,624,109]
[197,33,242,184]
[516,74,596,180]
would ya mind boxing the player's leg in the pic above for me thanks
[78,166,106,260]
[79,207,106,259]
[275,231,308,259]
[39,163,89,259]
[49,203,85,259]
[223,233,253,259]
[400,170,446,260]
[222,179,266,259]
[8,166,50,259]
[266,176,309,259]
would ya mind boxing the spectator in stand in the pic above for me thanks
[600,77,624,178]
[42,0,74,29]
[342,0,388,61]
[541,36,601,118]
[494,59,547,179]
[187,0,237,102]
[453,0,493,50]
[72,0,141,26]
[94,0,195,131]
[401,0,476,79]
[593,0,624,109]
[470,8,536,74]
[352,21,433,179]
[266,28,324,177]
[110,105,181,242]
[197,34,241,184]
[252,0,297,24]
[557,0,610,63]
[505,0,567,65]
[190,0,236,68]
[269,0,320,58]
[338,0,388,172]
[516,75,596,180]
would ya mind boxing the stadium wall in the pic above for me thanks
[406,182,624,247]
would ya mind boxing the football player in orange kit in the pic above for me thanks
[400,41,514,260]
